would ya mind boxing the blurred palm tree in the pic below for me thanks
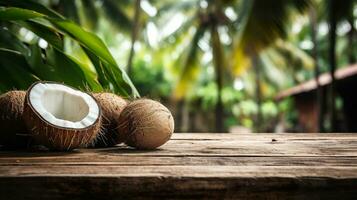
[325,0,355,131]
[155,0,311,132]
[308,2,323,132]
[127,0,142,77]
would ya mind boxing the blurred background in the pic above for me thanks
[0,0,356,133]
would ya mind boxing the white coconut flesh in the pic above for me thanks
[28,83,99,129]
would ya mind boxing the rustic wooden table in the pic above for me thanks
[0,133,356,199]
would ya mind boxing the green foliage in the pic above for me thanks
[5,0,352,132]
[0,1,139,97]
[174,24,205,99]
[0,48,39,90]
[326,0,355,21]
[231,0,311,76]
[0,7,44,20]
[81,0,99,29]
[130,59,171,99]
[101,0,132,32]
[155,0,313,100]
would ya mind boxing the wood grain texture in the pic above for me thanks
[0,133,357,199]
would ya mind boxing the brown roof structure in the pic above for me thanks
[276,64,357,100]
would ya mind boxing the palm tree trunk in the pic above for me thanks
[215,76,224,132]
[211,25,224,132]
[127,0,141,77]
[328,4,337,132]
[347,15,355,64]
[181,99,190,132]
[252,55,262,132]
[309,7,323,132]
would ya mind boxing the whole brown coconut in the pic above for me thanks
[117,99,174,150]
[23,82,102,151]
[0,90,31,148]
[92,92,127,147]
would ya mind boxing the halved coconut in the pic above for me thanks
[23,82,101,151]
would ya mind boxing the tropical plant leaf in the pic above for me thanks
[260,52,290,90]
[0,0,63,19]
[50,19,117,66]
[17,20,63,49]
[101,0,132,32]
[58,0,80,24]
[230,0,311,76]
[46,46,102,91]
[0,7,44,20]
[0,3,139,97]
[48,19,138,96]
[83,48,137,96]
[0,26,29,54]
[26,43,60,81]
[0,48,39,90]
[274,40,314,70]
[81,0,99,30]
[259,39,314,90]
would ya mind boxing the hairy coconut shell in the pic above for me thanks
[117,99,174,149]
[0,90,31,148]
[92,92,127,147]
[23,82,102,151]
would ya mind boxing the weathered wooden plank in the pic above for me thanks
[1,133,357,157]
[1,166,357,177]
[0,133,357,199]
[0,156,356,166]
[171,133,357,140]
[1,176,356,200]
[1,167,357,199]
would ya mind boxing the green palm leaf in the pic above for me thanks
[0,7,44,20]
[17,20,63,49]
[58,0,79,24]
[231,0,311,76]
[81,0,99,30]
[101,0,132,32]
[0,48,39,91]
[0,0,63,19]
[0,3,139,97]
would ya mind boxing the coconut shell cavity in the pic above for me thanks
[117,99,174,150]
